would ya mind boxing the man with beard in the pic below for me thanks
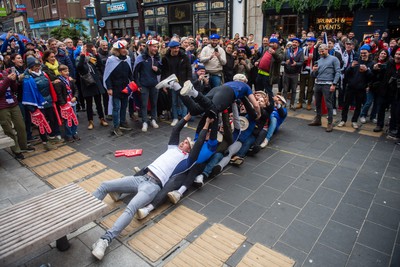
[255,37,284,102]
[308,44,341,132]
[282,37,304,110]
[160,41,192,126]
[199,34,226,88]
[98,40,111,120]
[337,45,374,129]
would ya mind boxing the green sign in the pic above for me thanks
[0,8,7,17]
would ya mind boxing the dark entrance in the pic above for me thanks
[170,24,192,37]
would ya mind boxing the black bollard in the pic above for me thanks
[56,235,70,251]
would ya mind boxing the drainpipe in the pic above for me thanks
[244,0,248,36]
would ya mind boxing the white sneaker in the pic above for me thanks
[337,121,346,127]
[92,239,109,260]
[142,122,148,132]
[133,166,141,174]
[360,116,366,124]
[135,208,149,220]
[150,119,159,128]
[260,139,269,148]
[109,192,122,202]
[194,174,204,187]
[372,118,377,124]
[352,122,359,129]
[184,123,188,128]
[167,190,181,204]
[180,80,194,96]
[171,119,179,126]
[333,109,337,116]
[155,74,178,89]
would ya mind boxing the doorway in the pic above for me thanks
[170,24,192,37]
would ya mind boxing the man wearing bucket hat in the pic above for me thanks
[133,39,162,132]
[103,40,133,136]
[91,113,205,261]
[199,33,226,88]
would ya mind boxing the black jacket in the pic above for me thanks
[161,48,191,86]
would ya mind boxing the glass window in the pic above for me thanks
[106,21,112,29]
[156,6,166,15]
[145,17,156,33]
[156,16,168,36]
[194,13,209,35]
[133,19,139,34]
[112,20,118,28]
[144,8,154,16]
[210,12,226,35]
[125,19,132,28]
[119,19,125,28]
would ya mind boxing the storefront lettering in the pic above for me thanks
[106,2,127,14]
[316,17,351,31]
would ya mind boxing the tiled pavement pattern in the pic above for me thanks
[0,106,399,267]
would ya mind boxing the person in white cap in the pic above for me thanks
[133,39,162,132]
[103,40,133,136]
[91,113,204,261]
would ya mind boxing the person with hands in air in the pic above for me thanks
[91,113,202,261]
[0,31,26,55]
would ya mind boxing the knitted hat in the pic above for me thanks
[269,37,279,44]
[27,57,41,69]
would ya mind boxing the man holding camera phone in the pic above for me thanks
[199,34,226,88]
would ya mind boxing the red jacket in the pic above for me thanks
[0,74,18,110]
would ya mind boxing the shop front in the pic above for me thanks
[142,0,229,37]
[100,1,139,37]
[29,20,61,40]
[262,2,400,41]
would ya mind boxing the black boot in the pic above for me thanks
[308,116,322,126]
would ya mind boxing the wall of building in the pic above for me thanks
[231,0,244,38]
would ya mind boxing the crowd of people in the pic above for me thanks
[0,28,399,260]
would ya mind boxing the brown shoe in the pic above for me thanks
[88,120,94,130]
[306,104,312,111]
[296,103,302,109]
[326,123,333,132]
[308,116,322,126]
[100,118,109,127]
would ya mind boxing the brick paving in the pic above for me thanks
[0,107,399,267]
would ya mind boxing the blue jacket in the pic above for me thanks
[133,49,162,88]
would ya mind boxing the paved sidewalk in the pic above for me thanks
[0,108,399,267]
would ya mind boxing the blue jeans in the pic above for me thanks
[360,91,377,120]
[64,106,78,138]
[140,86,158,123]
[112,97,128,128]
[237,135,256,158]
[209,74,222,89]
[171,89,187,119]
[93,175,161,241]
[202,152,224,176]
[266,116,277,141]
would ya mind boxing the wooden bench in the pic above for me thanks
[0,183,108,266]
[0,125,15,150]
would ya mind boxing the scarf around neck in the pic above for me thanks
[45,60,60,76]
